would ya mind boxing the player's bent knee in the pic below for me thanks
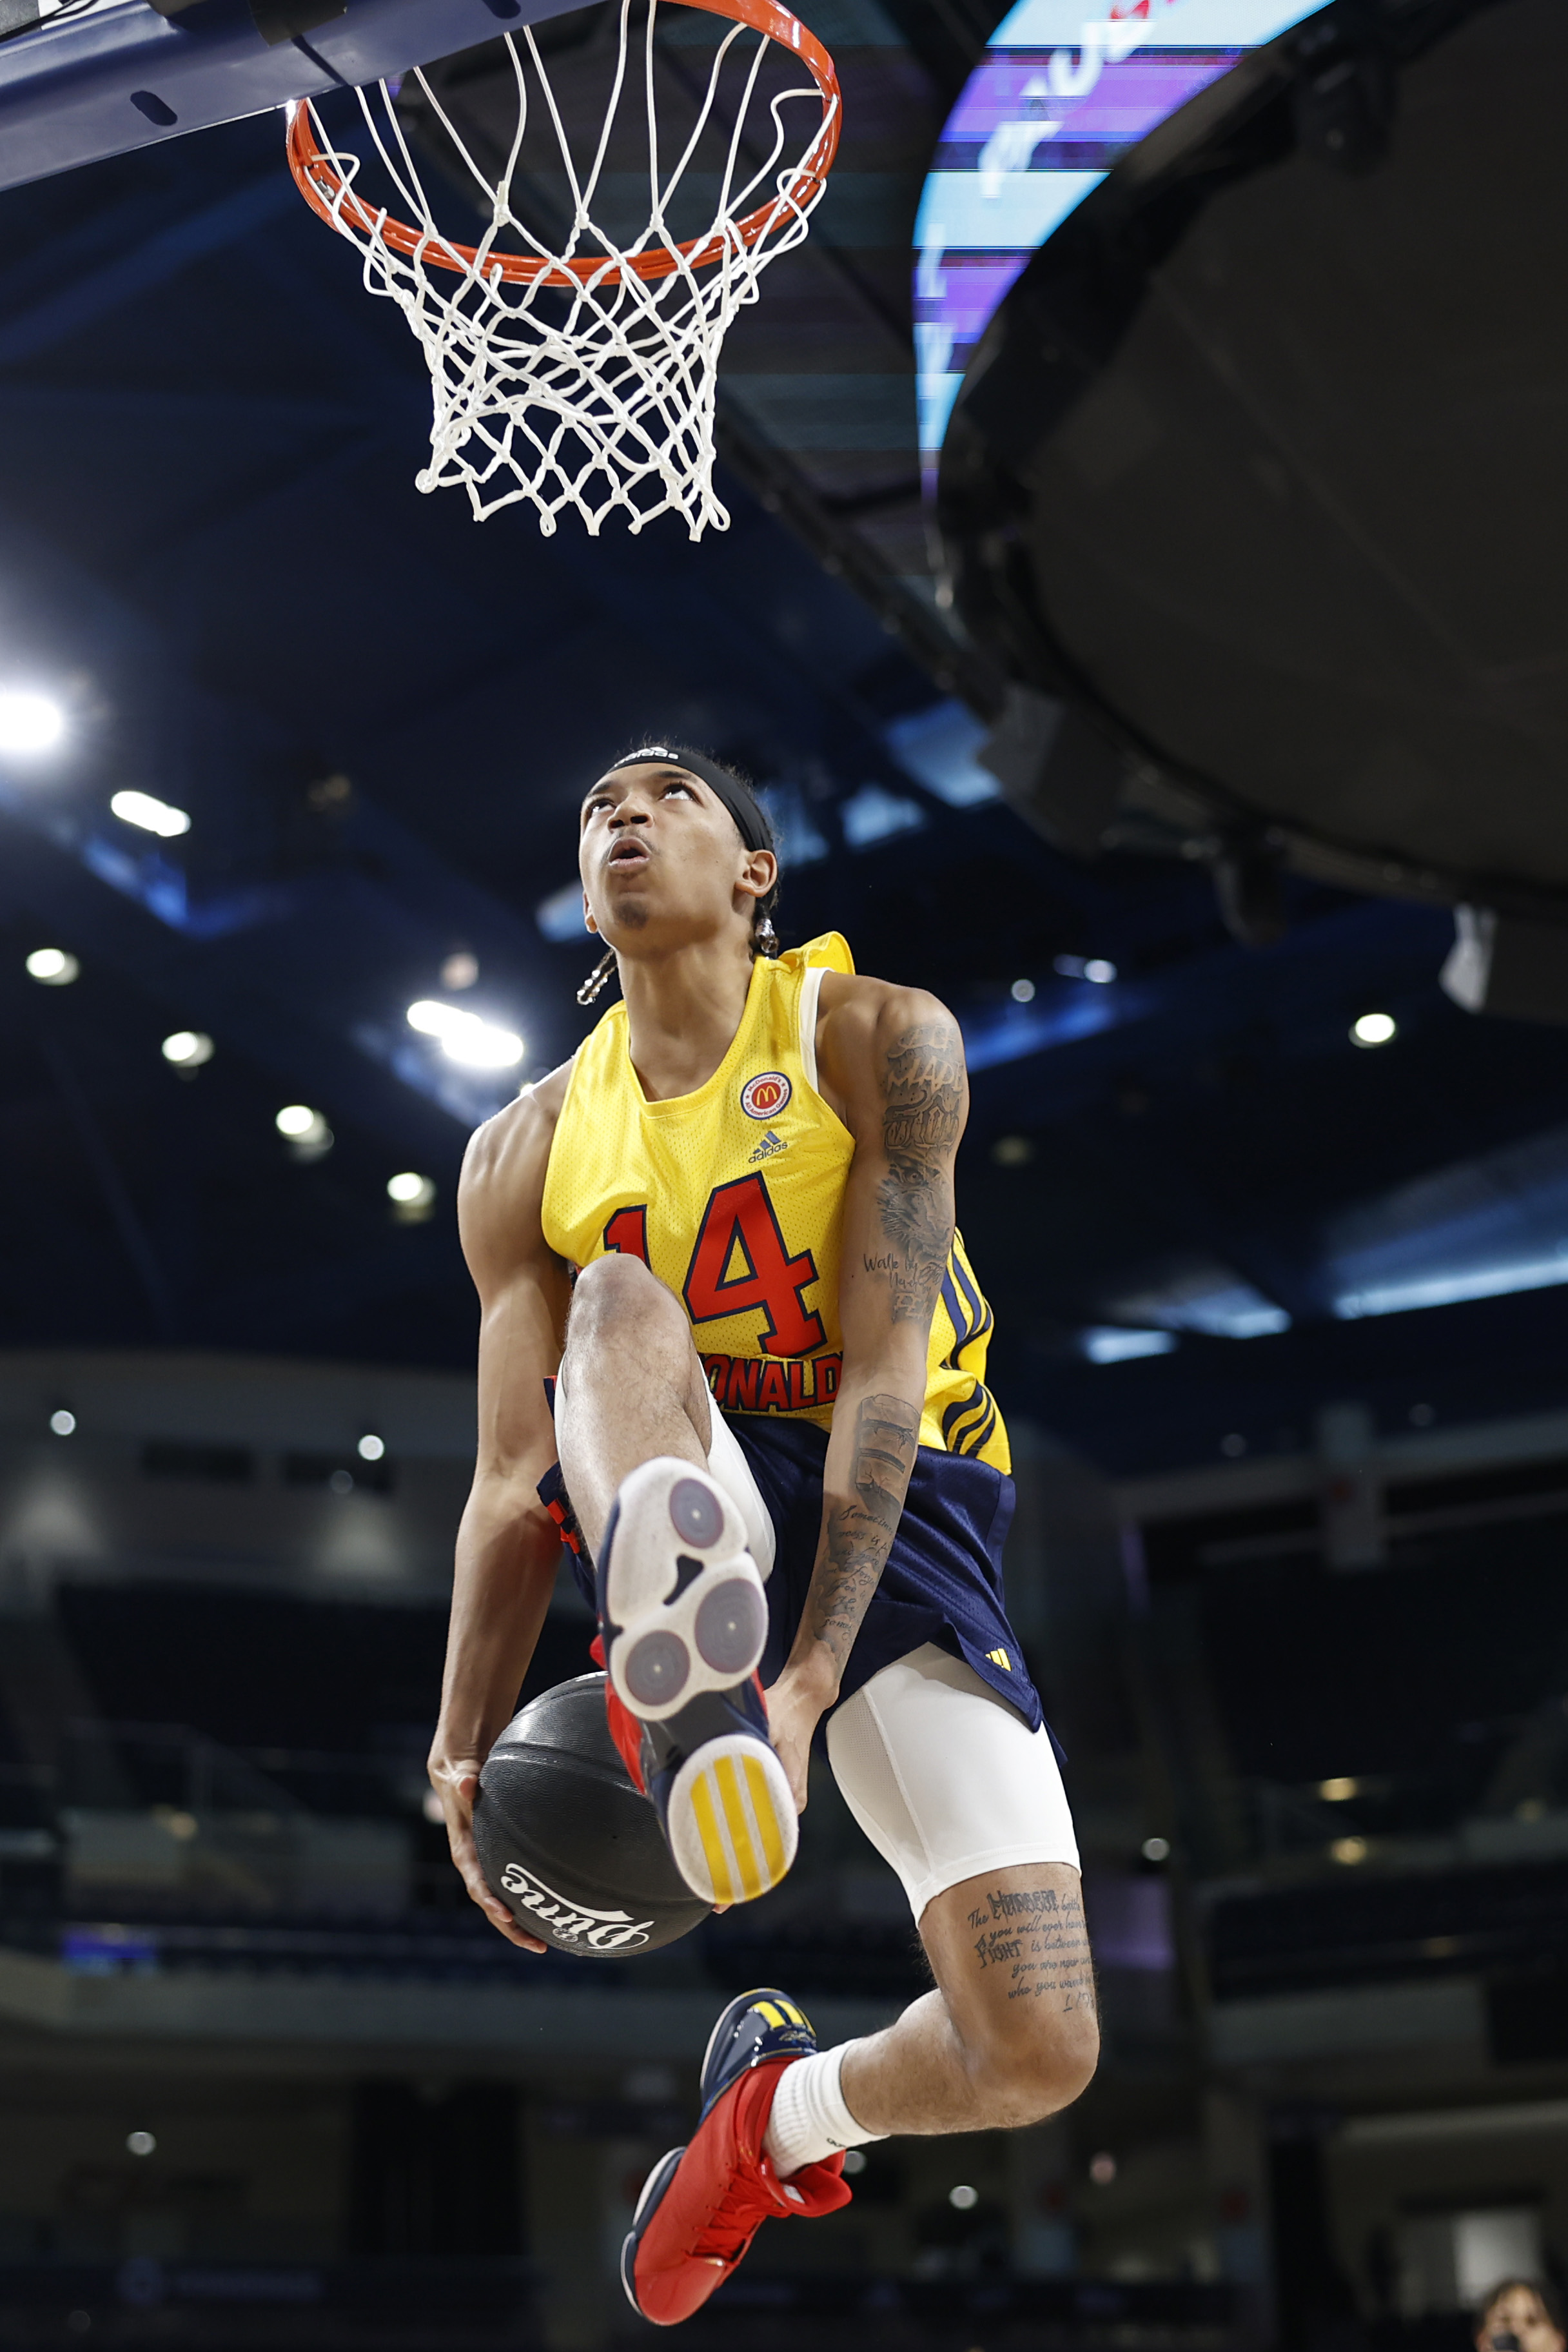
[568,1250,678,1340]
[969,2008,1100,2128]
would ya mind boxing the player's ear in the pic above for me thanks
[739,848,777,905]
[584,896,600,936]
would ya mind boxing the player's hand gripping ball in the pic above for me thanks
[473,1673,712,1955]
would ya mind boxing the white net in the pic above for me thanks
[288,0,839,537]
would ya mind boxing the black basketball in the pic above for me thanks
[473,1672,711,1955]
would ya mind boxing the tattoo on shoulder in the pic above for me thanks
[807,1391,919,1669]
[968,1883,1097,2015]
[873,1017,963,1327]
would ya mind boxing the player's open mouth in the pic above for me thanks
[607,839,651,868]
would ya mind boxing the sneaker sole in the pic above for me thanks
[621,2144,684,2316]
[603,1459,767,1725]
[667,1734,798,1906]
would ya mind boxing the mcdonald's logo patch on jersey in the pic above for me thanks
[741,1070,791,1120]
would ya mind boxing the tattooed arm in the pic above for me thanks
[765,983,968,1807]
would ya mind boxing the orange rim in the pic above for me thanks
[286,0,840,288]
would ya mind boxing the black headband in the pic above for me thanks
[602,744,773,857]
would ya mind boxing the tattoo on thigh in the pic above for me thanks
[966,1885,1097,2014]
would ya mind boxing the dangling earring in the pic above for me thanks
[576,949,616,1007]
[756,916,779,959]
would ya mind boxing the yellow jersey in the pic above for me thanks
[541,933,1010,1472]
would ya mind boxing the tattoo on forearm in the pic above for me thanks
[966,1885,1097,2015]
[807,1393,919,1668]
[871,1019,963,1326]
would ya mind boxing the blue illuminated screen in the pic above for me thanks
[914,0,1328,476]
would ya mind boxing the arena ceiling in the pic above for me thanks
[2,0,1568,1476]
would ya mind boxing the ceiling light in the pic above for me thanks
[1082,1328,1177,1364]
[1088,2152,1117,2186]
[1331,1835,1369,1865]
[111,789,190,839]
[357,1433,385,1462]
[1141,1835,1171,1862]
[388,1170,436,1222]
[276,1105,318,1138]
[49,1408,76,1436]
[406,1000,524,1070]
[1010,977,1035,1003]
[126,2132,156,2159]
[0,690,64,755]
[1084,958,1117,985]
[948,2184,979,2211]
[1319,1776,1359,1802]
[25,947,79,986]
[1351,1011,1396,1047]
[441,951,479,991]
[387,1171,436,1230]
[161,1031,213,1068]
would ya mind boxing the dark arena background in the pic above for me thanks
[1,0,1567,2342]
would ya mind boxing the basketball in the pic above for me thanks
[473,1673,712,1956]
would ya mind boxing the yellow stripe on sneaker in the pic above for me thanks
[714,1753,765,1901]
[743,1754,788,1887]
[690,1769,736,1905]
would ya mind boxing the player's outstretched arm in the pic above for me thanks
[769,983,966,1805]
[429,1070,573,1951]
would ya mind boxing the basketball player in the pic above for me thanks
[429,746,1097,2326]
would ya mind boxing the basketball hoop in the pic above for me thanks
[286,0,839,536]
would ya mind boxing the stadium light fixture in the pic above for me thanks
[406,999,524,1070]
[112,789,190,839]
[387,1170,436,1223]
[161,1031,213,1068]
[0,689,65,756]
[277,1105,333,1157]
[1351,1011,1396,1047]
[26,947,79,986]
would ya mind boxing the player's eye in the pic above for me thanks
[663,781,696,799]
[583,794,612,818]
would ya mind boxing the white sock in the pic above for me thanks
[763,2043,887,2177]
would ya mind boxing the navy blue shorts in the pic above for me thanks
[547,1411,1043,1734]
[724,1416,1043,1732]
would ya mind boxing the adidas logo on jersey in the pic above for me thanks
[747,1128,787,1164]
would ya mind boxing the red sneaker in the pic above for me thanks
[622,1990,854,2326]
